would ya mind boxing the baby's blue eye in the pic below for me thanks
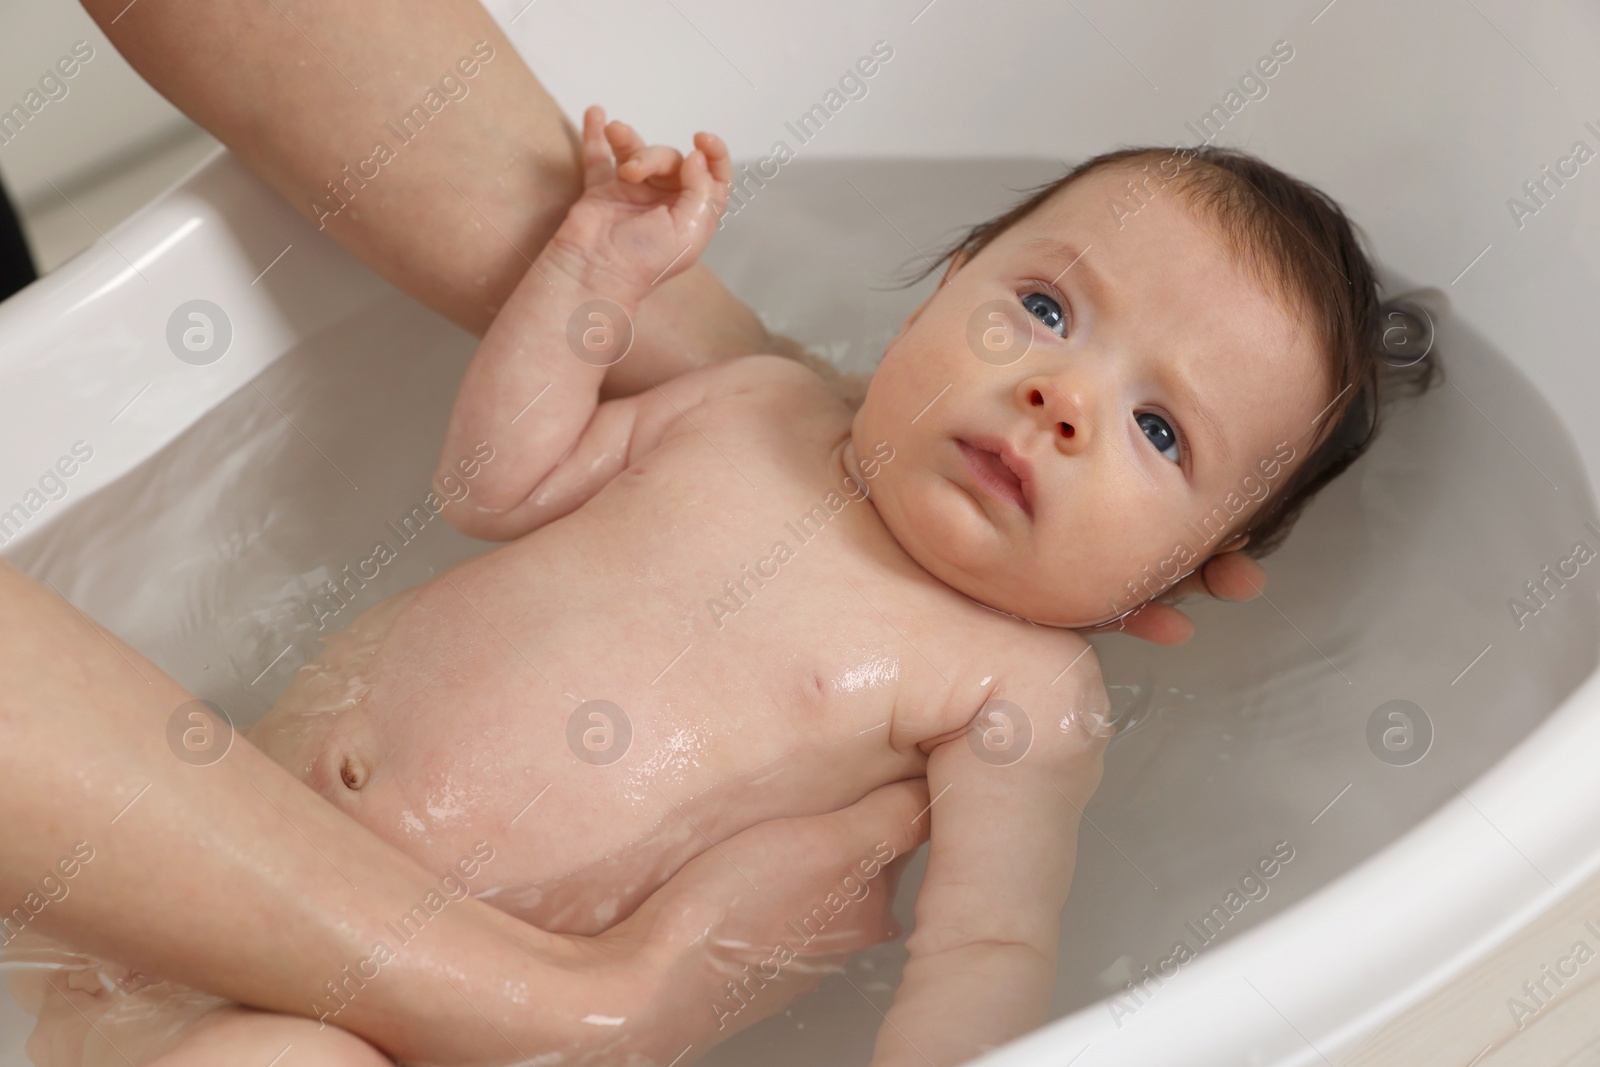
[1021,291,1066,336]
[1137,412,1181,464]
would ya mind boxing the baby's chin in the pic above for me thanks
[975,586,1123,630]
[861,453,1135,629]
[910,551,1118,630]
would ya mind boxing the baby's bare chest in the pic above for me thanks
[359,421,1007,804]
[272,400,1058,921]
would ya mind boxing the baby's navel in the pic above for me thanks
[339,754,369,790]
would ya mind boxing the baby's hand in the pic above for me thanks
[544,104,733,303]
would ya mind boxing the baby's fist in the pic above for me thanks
[544,104,733,302]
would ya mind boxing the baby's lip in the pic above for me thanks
[956,435,1034,517]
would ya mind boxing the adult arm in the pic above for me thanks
[0,558,927,1064]
[82,0,1264,634]
[79,0,792,398]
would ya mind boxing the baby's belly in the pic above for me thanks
[251,565,918,936]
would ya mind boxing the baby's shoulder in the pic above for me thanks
[697,353,847,406]
[894,615,1103,749]
[684,354,857,441]
[959,616,1105,709]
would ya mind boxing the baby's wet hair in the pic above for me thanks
[895,145,1443,559]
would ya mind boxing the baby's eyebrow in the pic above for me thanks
[1022,236,1232,469]
[1022,237,1107,301]
[1166,366,1232,467]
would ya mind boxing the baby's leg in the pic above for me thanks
[9,931,387,1067]
[143,1009,392,1067]
[23,975,390,1067]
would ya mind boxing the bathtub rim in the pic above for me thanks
[976,644,1600,1065]
[2,147,1597,1067]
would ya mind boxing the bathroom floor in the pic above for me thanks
[1349,858,1600,1065]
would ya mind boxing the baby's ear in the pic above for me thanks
[1217,533,1249,553]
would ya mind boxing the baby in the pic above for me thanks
[22,106,1432,1066]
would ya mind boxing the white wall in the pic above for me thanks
[494,0,1600,487]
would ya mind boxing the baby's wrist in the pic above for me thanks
[540,232,652,308]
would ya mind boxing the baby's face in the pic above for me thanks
[852,165,1331,628]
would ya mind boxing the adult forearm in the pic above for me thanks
[0,558,941,1065]
[81,0,775,391]
[0,560,587,1062]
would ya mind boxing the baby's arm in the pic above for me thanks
[873,646,1114,1065]
[434,104,731,540]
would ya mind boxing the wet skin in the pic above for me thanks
[244,158,1330,1062]
[251,358,1080,936]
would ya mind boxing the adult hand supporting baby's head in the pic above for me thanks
[1083,549,1268,646]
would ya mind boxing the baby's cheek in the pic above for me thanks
[861,344,935,425]
[895,467,987,562]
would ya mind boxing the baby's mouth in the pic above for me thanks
[955,438,1033,517]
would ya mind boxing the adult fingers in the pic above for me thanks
[1079,550,1268,645]
[1191,549,1268,602]
[1081,599,1195,646]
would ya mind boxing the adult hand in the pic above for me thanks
[592,779,930,1063]
[0,549,931,1067]
[420,780,930,1066]
[84,0,780,396]
[1084,549,1268,645]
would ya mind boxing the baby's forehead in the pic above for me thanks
[1000,199,1292,339]
[1005,169,1239,272]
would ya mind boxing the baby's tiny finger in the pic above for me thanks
[675,149,709,207]
[621,144,684,183]
[579,106,616,188]
[694,131,733,184]
[691,151,731,218]
[691,149,732,216]
[604,121,648,174]
[604,119,645,153]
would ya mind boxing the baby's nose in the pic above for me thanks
[1016,374,1091,450]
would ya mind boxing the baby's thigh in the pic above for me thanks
[145,1008,392,1067]
[8,931,387,1067]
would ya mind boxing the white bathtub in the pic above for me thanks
[3,1,1599,1064]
